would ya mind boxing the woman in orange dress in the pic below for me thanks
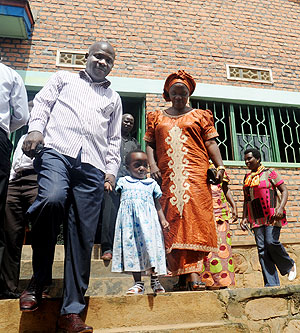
[144,70,226,290]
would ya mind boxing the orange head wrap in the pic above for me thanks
[163,70,196,102]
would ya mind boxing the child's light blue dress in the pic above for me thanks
[112,176,167,275]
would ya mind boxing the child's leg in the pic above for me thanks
[132,272,142,283]
[150,270,165,294]
[126,272,144,295]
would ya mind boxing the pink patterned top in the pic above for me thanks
[243,168,287,228]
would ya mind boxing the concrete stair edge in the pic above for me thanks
[96,321,248,332]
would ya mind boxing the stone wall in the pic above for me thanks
[218,285,300,332]
[232,243,300,289]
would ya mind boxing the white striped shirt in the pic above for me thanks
[28,70,122,176]
[10,134,34,180]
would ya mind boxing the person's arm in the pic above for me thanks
[22,72,63,158]
[104,96,123,189]
[223,182,238,222]
[9,73,29,133]
[146,142,161,182]
[271,183,288,222]
[240,188,249,231]
[205,139,225,183]
[154,197,170,231]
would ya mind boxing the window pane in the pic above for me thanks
[234,104,273,162]
[191,100,233,160]
[273,107,300,163]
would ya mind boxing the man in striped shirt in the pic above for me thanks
[20,41,122,333]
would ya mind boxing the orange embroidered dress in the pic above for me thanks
[144,109,219,275]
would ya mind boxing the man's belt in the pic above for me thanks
[15,169,37,179]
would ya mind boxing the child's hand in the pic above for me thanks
[104,182,113,192]
[161,219,170,231]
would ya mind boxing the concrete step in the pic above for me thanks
[0,291,228,332]
[95,322,248,332]
[20,259,120,279]
[19,244,178,297]
[2,285,299,333]
[21,244,100,261]
[18,276,178,297]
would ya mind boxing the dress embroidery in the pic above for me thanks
[165,125,190,217]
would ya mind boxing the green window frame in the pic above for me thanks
[191,99,300,164]
[119,96,146,150]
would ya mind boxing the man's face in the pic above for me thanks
[122,114,134,134]
[85,42,115,82]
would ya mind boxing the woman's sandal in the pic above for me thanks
[187,281,206,291]
[172,283,188,291]
[126,282,145,295]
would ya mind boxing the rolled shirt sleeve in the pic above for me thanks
[9,73,29,133]
[105,95,122,177]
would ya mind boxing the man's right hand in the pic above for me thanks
[22,131,44,159]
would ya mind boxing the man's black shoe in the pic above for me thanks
[0,290,21,299]
[19,277,43,312]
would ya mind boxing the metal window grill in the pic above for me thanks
[191,100,300,163]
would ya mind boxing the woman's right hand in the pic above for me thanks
[150,164,162,182]
[240,218,248,231]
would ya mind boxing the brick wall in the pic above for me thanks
[1,0,300,90]
[1,0,299,245]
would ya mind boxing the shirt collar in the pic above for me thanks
[79,70,111,88]
[125,176,155,185]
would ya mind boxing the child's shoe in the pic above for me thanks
[151,276,165,294]
[126,282,145,295]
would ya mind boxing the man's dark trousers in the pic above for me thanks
[3,173,38,292]
[28,148,104,314]
[97,190,120,254]
[0,128,13,290]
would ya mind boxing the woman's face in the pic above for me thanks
[168,83,190,111]
[244,152,260,171]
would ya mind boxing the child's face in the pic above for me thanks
[127,152,148,179]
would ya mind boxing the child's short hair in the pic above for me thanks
[125,149,147,166]
[244,147,261,161]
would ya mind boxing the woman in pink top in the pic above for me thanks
[240,148,296,286]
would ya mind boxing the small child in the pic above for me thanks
[111,149,169,295]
